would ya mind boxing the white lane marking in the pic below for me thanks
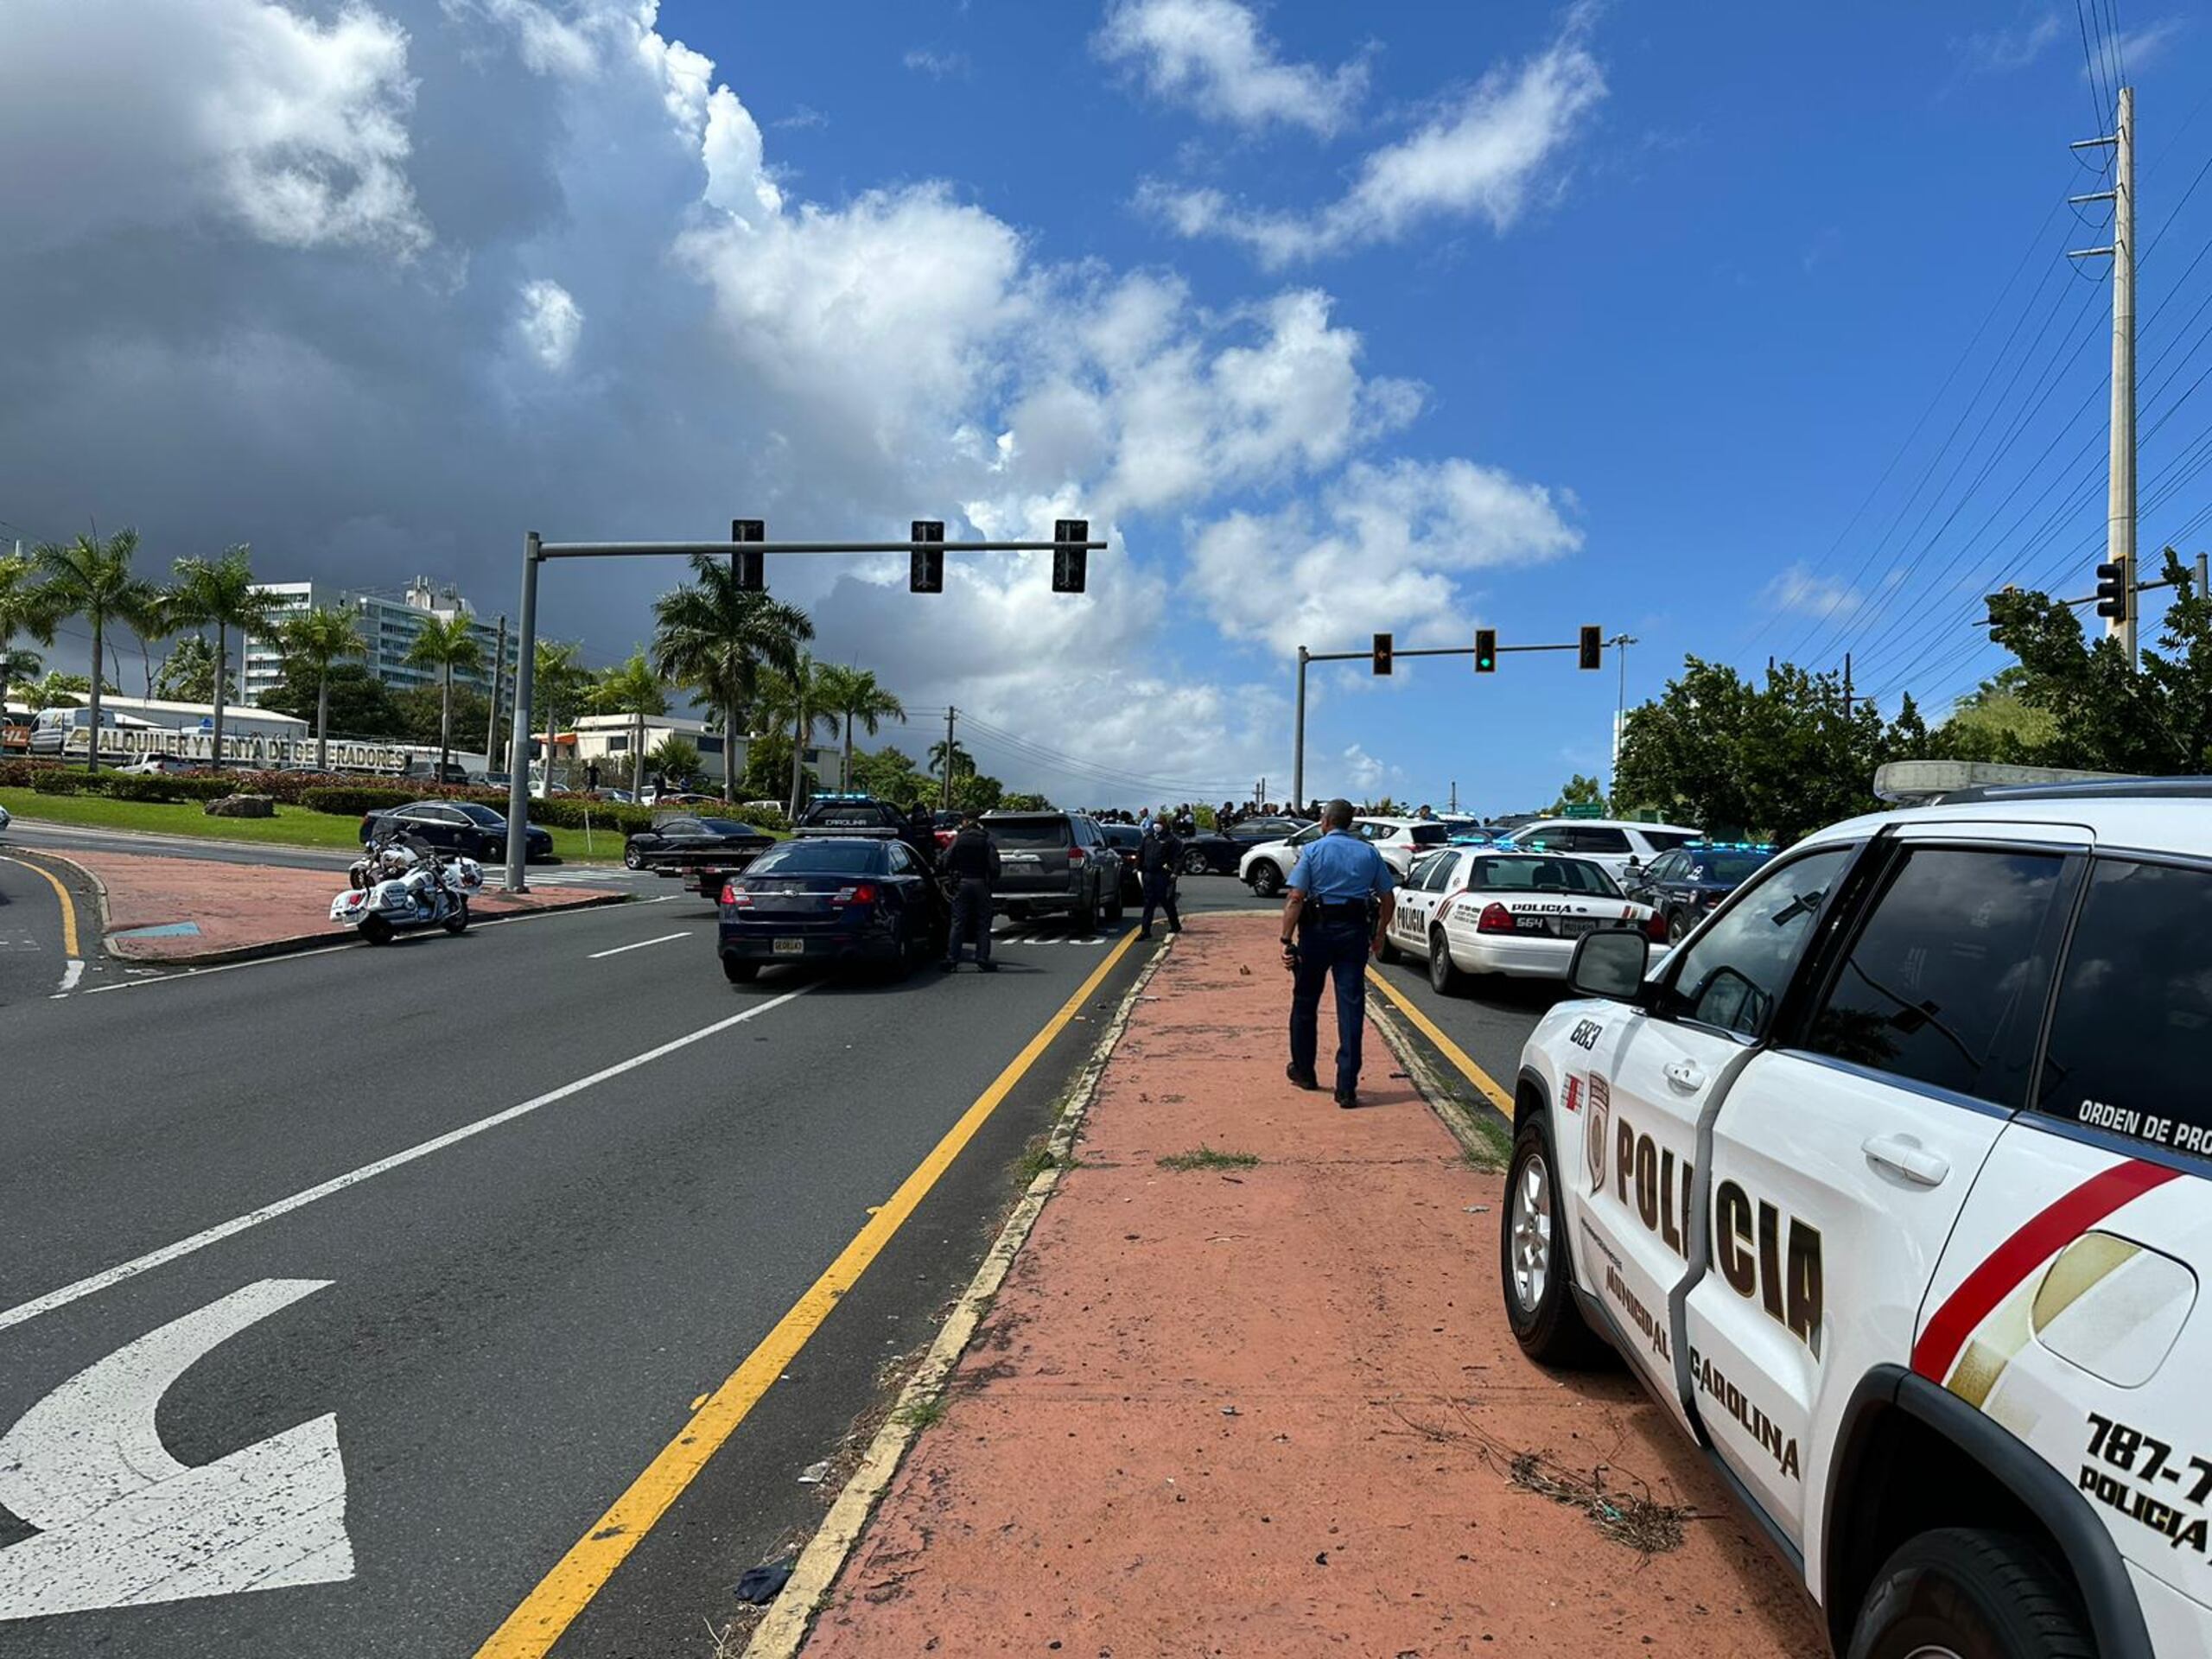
[0,988,812,1332]
[56,960,84,994]
[588,931,692,960]
[0,1280,351,1621]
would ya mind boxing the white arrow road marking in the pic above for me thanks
[0,1279,352,1620]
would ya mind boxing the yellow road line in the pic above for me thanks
[0,853,80,957]
[1365,967,1514,1117]
[474,928,1148,1658]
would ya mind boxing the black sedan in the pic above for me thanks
[359,800,553,863]
[1097,823,1144,901]
[1620,842,1776,942]
[717,835,947,982]
[624,813,776,871]
[1175,816,1312,876]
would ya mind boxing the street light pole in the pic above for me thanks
[1292,645,1309,810]
[502,536,541,893]
[1608,632,1637,791]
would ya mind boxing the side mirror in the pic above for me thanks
[1568,928,1649,1002]
[1624,855,1643,872]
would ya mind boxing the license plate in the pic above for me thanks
[772,937,805,956]
[1556,917,1599,937]
[1002,852,1040,863]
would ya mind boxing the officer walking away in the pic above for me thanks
[1281,798,1395,1108]
[1136,817,1184,941]
[901,800,938,869]
[941,810,1001,973]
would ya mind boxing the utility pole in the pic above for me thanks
[1608,633,1637,790]
[2073,86,2136,665]
[484,613,507,772]
[941,705,957,810]
[1841,651,1855,718]
[1448,780,1458,815]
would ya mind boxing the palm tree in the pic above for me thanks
[592,652,670,795]
[167,545,277,770]
[276,605,365,772]
[0,548,53,694]
[28,531,160,770]
[649,556,814,803]
[755,654,836,817]
[531,640,591,791]
[815,664,906,791]
[403,613,484,782]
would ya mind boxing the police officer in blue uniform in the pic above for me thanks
[1280,798,1396,1107]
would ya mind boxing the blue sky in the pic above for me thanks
[3,1,2208,812]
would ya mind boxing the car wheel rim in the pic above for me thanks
[1667,914,1685,942]
[1900,1649,1963,1659]
[1510,1152,1553,1311]
[1430,935,1449,989]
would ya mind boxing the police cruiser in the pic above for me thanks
[1501,778,2212,1659]
[1381,846,1664,995]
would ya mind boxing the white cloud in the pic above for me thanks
[1140,13,1605,265]
[1953,11,2063,74]
[1763,563,1861,620]
[1188,456,1581,652]
[1093,0,1367,138]
[2107,17,2188,73]
[902,46,972,79]
[516,279,582,369]
[702,85,783,225]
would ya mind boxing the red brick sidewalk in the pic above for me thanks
[798,912,1822,1657]
[56,849,623,962]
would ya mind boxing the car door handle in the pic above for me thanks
[1862,1134,1949,1187]
[1663,1059,1706,1094]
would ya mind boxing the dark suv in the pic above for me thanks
[979,810,1123,930]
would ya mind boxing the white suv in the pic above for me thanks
[1499,817,1703,883]
[1238,816,1450,896]
[1502,779,2210,1659]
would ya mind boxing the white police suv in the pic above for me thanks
[1500,778,2212,1659]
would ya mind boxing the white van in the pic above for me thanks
[27,706,118,758]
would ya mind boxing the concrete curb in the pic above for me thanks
[1365,993,1514,1171]
[741,933,1178,1659]
[7,845,116,937]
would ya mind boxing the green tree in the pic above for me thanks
[815,664,907,791]
[276,604,366,770]
[952,771,1005,813]
[167,545,277,771]
[395,682,491,753]
[13,670,97,710]
[647,734,703,786]
[530,640,594,791]
[649,556,813,804]
[27,530,161,769]
[151,632,234,702]
[260,660,404,741]
[402,613,485,780]
[741,728,816,804]
[1,549,52,692]
[999,791,1052,811]
[592,652,670,795]
[1549,773,1609,815]
[849,742,934,806]
[755,654,836,815]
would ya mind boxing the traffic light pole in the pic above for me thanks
[1289,635,1608,813]
[500,528,1106,893]
[2072,86,2136,665]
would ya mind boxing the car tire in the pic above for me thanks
[1666,910,1688,944]
[1074,887,1099,933]
[359,915,395,947]
[1250,861,1284,899]
[442,900,469,935]
[624,842,644,870]
[1180,848,1211,878]
[1378,931,1401,965]
[1428,928,1469,995]
[482,838,504,864]
[1499,1116,1611,1366]
[1847,1529,2094,1659]
[1104,882,1124,924]
[721,957,759,983]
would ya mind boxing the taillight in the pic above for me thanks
[1067,846,1085,863]
[1477,902,1516,934]
[833,883,878,905]
[1645,911,1670,943]
[723,883,753,907]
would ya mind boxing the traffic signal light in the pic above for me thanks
[1579,625,1602,670]
[1475,628,1497,672]
[2095,559,2127,620]
[911,519,944,594]
[1052,518,1089,594]
[1373,632,1393,675]
[731,518,764,592]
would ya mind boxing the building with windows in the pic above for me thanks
[239,577,518,706]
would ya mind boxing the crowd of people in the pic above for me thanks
[1084,800,1332,835]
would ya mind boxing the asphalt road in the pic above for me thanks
[0,852,77,1005]
[0,887,1210,1656]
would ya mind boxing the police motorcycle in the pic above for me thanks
[332,832,484,944]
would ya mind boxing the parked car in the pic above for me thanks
[400,759,472,786]
[717,834,946,981]
[1174,815,1312,875]
[1381,847,1662,994]
[1494,817,1704,884]
[0,802,10,837]
[1503,776,2212,1659]
[359,800,552,863]
[1238,816,1448,896]
[792,792,906,834]
[114,754,196,776]
[624,813,778,895]
[978,810,1123,930]
[1620,841,1777,942]
[1096,822,1145,901]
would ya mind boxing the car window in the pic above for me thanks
[1289,824,1324,846]
[656,817,699,836]
[1801,848,2063,1107]
[1405,851,1444,888]
[1641,830,1699,852]
[886,842,918,875]
[1408,853,1451,893]
[2034,858,2212,1155]
[1571,826,1631,854]
[747,841,887,875]
[1469,855,1617,896]
[985,817,1072,850]
[1663,848,1854,1039]
[1645,853,1682,882]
